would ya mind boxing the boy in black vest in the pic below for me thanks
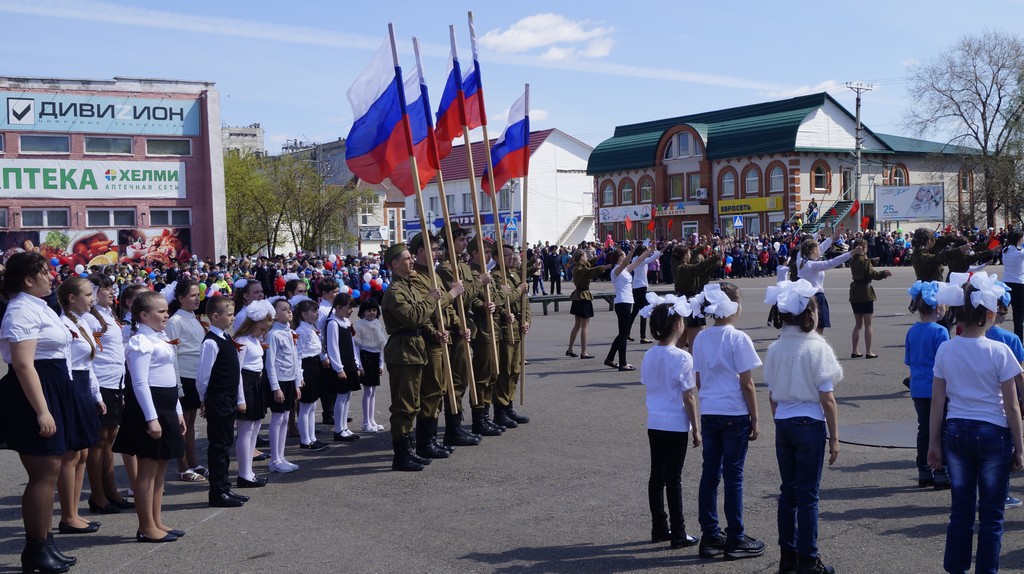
[196,296,249,508]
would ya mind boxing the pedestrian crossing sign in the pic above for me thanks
[504,217,518,231]
[733,215,743,228]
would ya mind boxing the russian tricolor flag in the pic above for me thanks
[482,92,529,195]
[388,63,439,196]
[434,54,464,161]
[345,39,412,184]
[464,17,486,130]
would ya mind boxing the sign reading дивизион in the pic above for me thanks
[876,185,944,222]
[0,159,186,199]
[2,92,201,136]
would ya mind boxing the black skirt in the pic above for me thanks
[179,377,202,411]
[327,367,360,396]
[68,370,101,450]
[0,359,77,456]
[269,380,297,413]
[299,356,323,404]
[98,387,124,428]
[570,299,594,318]
[238,369,268,421]
[359,350,381,388]
[850,300,874,315]
[113,386,184,460]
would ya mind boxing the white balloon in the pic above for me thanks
[74,264,85,274]
[362,272,372,283]
[328,253,338,263]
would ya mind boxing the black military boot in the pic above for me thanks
[444,412,481,446]
[472,408,504,436]
[506,404,530,424]
[46,534,76,567]
[404,433,431,466]
[493,403,518,428]
[21,537,70,574]
[391,438,424,472]
[416,419,450,459]
[429,417,455,454]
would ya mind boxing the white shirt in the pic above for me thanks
[61,313,102,404]
[126,324,182,421]
[316,301,332,333]
[91,305,126,390]
[194,326,245,405]
[1,292,72,368]
[266,322,301,390]
[796,238,855,292]
[934,336,1023,428]
[611,268,634,305]
[641,344,696,432]
[165,309,205,380]
[295,321,324,360]
[120,312,133,350]
[1003,245,1024,284]
[236,334,265,373]
[764,325,844,421]
[231,305,249,333]
[692,325,763,416]
[326,316,362,373]
[630,251,662,289]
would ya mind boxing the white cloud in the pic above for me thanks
[480,13,614,60]
[763,80,843,99]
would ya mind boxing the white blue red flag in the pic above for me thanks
[345,38,412,184]
[434,52,464,161]
[388,46,440,196]
[482,92,529,195]
[463,15,487,130]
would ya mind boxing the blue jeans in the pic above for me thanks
[698,414,751,540]
[775,417,826,557]
[943,418,1012,574]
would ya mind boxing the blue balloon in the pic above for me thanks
[725,256,734,264]
[381,282,390,290]
[352,290,361,299]
[148,272,157,280]
[50,257,60,266]
[362,282,371,292]
[80,272,89,278]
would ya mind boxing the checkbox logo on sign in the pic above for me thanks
[7,98,35,125]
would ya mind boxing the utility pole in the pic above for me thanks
[846,82,874,204]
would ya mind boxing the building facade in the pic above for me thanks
[588,93,976,240]
[0,76,227,266]
[401,128,595,247]
[222,123,265,156]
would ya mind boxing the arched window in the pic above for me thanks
[768,165,785,193]
[891,164,908,186]
[620,178,635,204]
[720,169,736,197]
[663,138,675,160]
[638,176,654,203]
[601,180,615,205]
[742,166,760,196]
[810,160,831,193]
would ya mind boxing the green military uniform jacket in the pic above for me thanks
[469,263,504,344]
[437,257,481,337]
[673,255,721,297]
[570,263,605,302]
[848,255,887,303]
[912,235,957,282]
[945,248,993,280]
[381,273,440,366]
[410,263,459,346]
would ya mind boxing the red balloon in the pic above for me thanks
[893,257,901,265]
[372,282,382,291]
[725,265,732,273]
[324,261,334,270]
[145,267,152,273]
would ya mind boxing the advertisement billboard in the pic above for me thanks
[0,227,191,267]
[876,185,944,221]
[0,159,186,199]
[3,93,201,135]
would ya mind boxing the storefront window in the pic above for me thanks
[146,138,191,156]
[20,135,70,153]
[85,137,133,154]
[22,208,69,227]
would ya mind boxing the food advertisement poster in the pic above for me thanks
[0,227,190,267]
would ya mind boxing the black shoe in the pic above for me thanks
[565,350,578,357]
[506,406,530,424]
[252,452,270,462]
[256,435,270,447]
[670,533,699,549]
[210,492,245,507]
[45,534,76,567]
[57,521,100,534]
[21,538,70,574]
[322,416,335,426]
[933,478,951,491]
[797,554,834,574]
[227,490,250,502]
[236,477,267,489]
[493,405,518,428]
[698,533,727,558]
[472,409,504,437]
[651,527,671,543]
[163,529,185,538]
[88,498,121,514]
[724,535,765,560]
[333,431,360,442]
[779,549,799,574]
[136,531,177,543]
[300,440,329,451]
[112,497,135,509]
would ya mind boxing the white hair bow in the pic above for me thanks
[766,279,818,315]
[245,299,275,322]
[936,273,969,307]
[160,281,178,304]
[638,292,692,319]
[233,278,248,290]
[691,283,739,319]
[969,272,1008,313]
[288,295,312,308]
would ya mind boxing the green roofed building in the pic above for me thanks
[587,92,980,239]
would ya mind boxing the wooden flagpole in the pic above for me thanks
[517,83,530,405]
[413,37,477,408]
[389,24,458,414]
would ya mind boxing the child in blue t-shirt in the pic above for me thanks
[904,281,950,489]
[984,282,1024,509]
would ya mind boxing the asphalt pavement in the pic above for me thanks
[1,265,1021,573]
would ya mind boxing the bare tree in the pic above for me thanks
[905,30,1024,228]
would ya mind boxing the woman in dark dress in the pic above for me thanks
[566,251,611,359]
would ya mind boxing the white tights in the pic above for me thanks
[298,401,317,445]
[235,419,261,481]
[333,391,351,434]
[269,412,290,465]
[362,387,378,426]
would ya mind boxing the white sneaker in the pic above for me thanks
[372,422,385,431]
[269,460,297,473]
[283,460,299,471]
[362,422,378,433]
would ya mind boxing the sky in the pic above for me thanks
[2,0,1023,153]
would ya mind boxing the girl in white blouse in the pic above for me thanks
[1,253,81,571]
[796,228,862,334]
[293,299,328,450]
[164,279,207,483]
[353,299,387,432]
[56,277,106,534]
[112,291,186,543]
[605,244,656,371]
[85,273,134,513]
[266,298,302,473]
[234,300,275,488]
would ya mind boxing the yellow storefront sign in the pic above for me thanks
[718,196,783,215]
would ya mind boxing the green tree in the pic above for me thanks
[906,30,1024,228]
[224,152,279,257]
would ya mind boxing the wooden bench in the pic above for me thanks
[530,286,677,315]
